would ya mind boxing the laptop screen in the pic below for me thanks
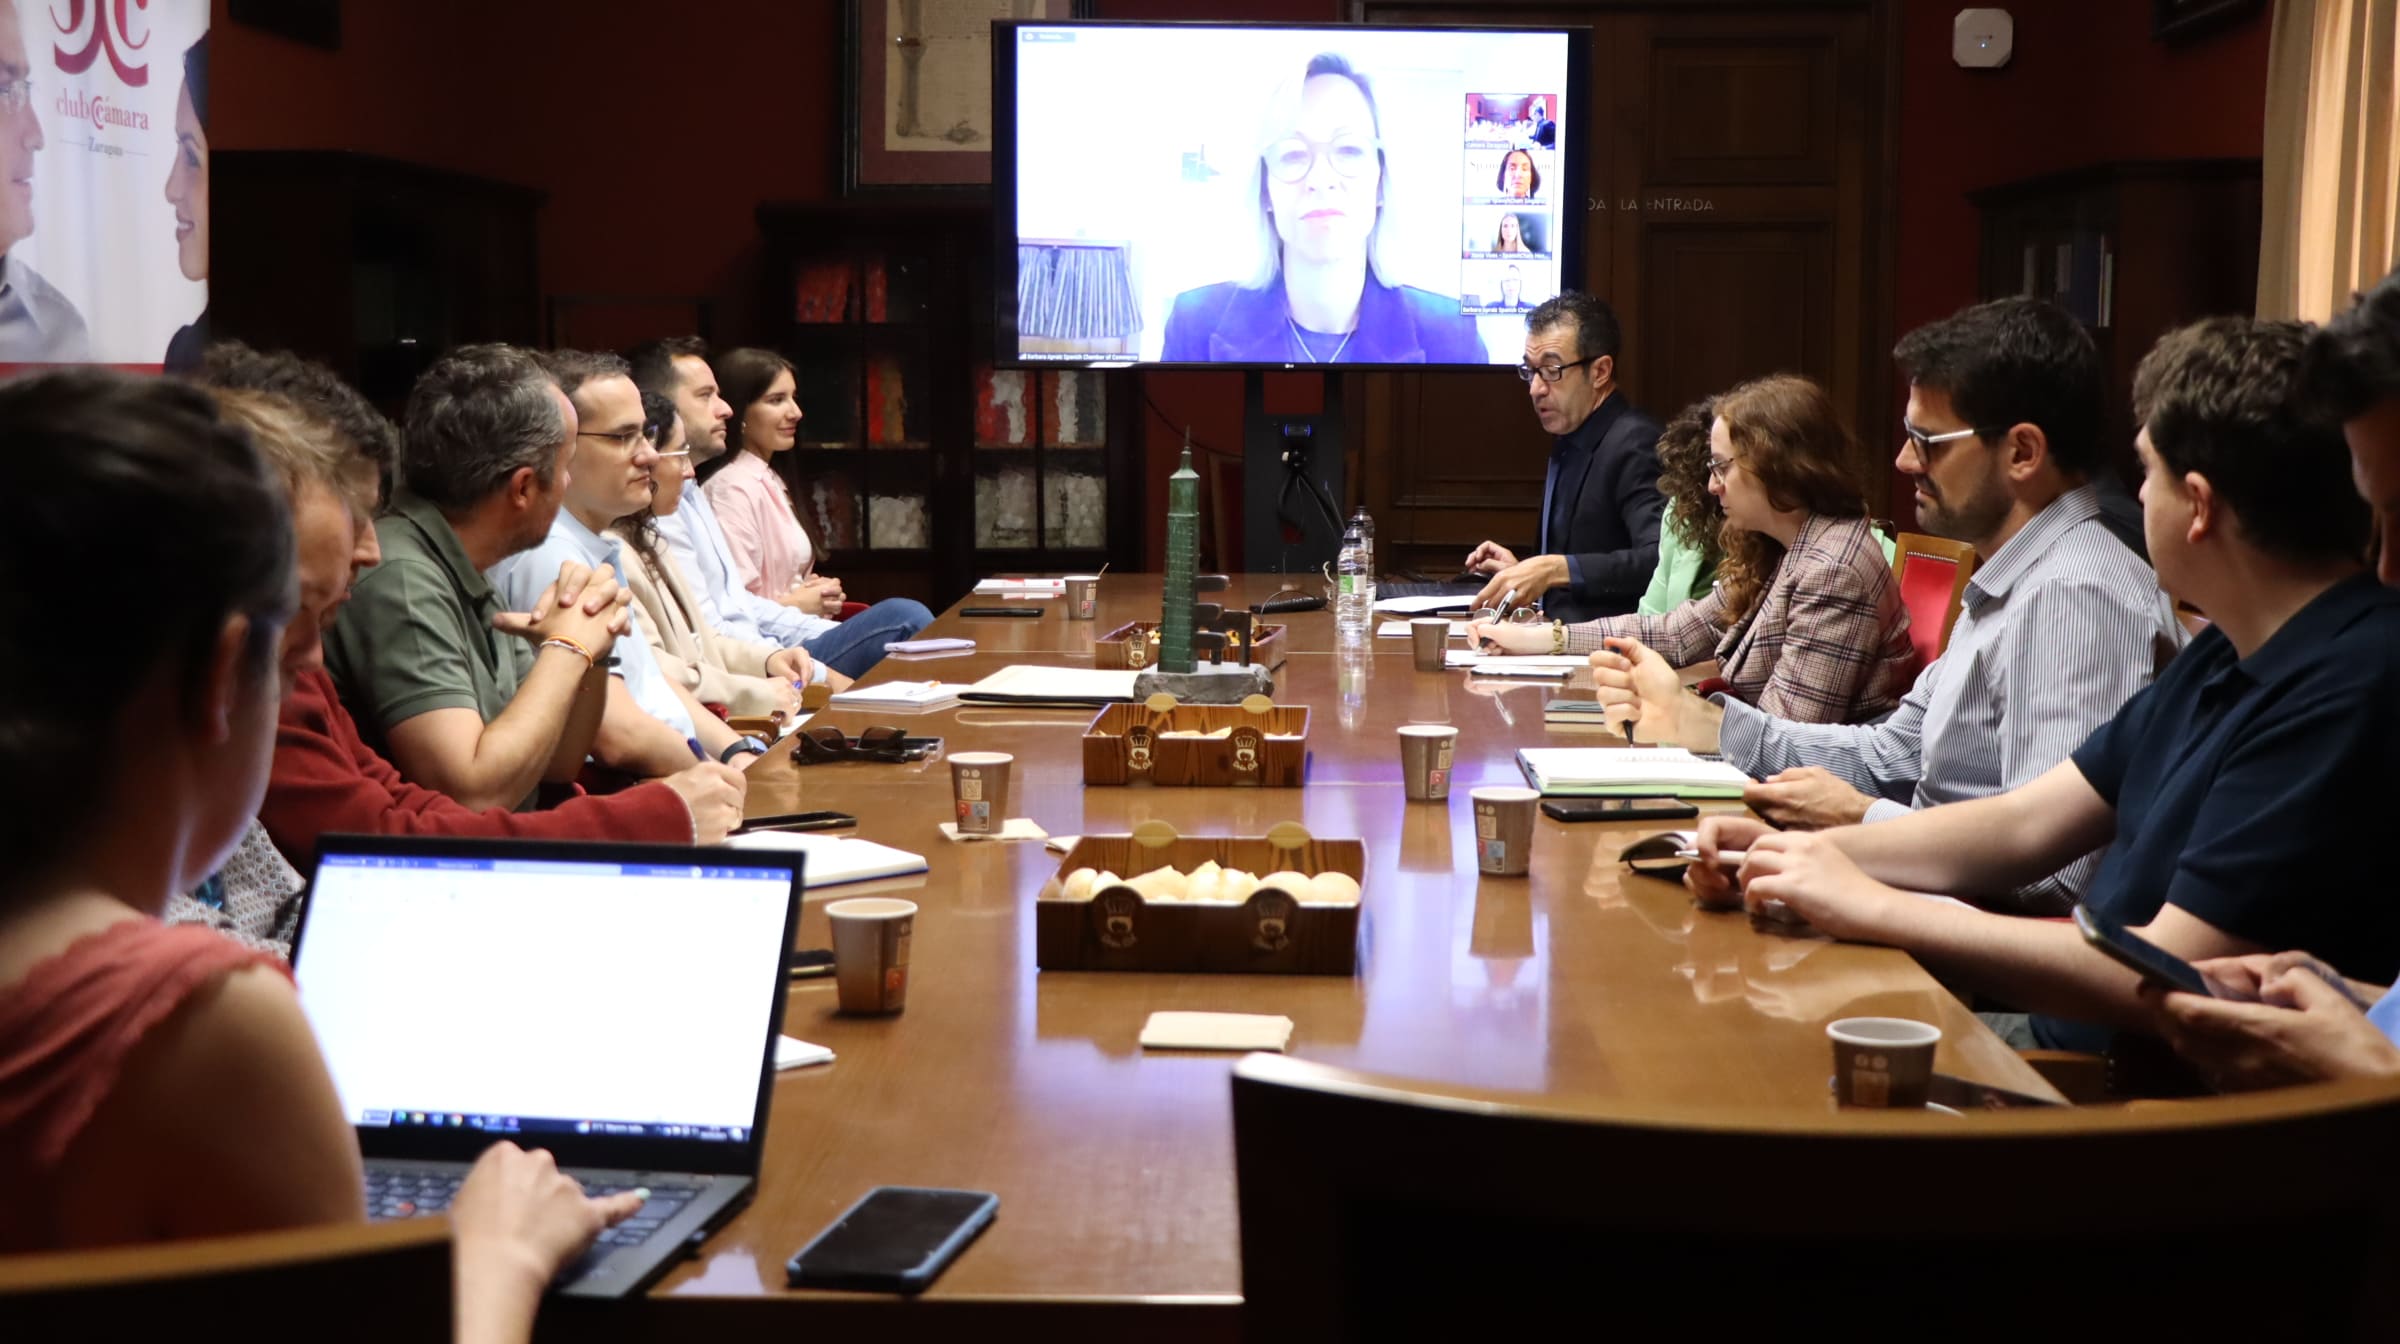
[295,843,797,1153]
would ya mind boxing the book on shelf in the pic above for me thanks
[1514,746,1750,798]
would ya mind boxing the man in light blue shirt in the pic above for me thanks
[1708,300,2182,914]
[626,337,932,680]
[488,351,766,771]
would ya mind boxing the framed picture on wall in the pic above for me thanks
[843,0,1089,195]
[2152,0,2263,44]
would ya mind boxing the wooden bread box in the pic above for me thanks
[1082,694,1308,787]
[1093,620,1288,671]
[1035,821,1365,975]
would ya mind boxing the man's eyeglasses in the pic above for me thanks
[1265,134,1380,184]
[1901,421,1989,456]
[577,426,653,449]
[0,77,33,118]
[1517,356,1597,384]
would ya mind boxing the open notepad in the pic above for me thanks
[826,680,964,712]
[1374,593,1476,615]
[973,577,1066,597]
[1376,619,1472,638]
[1515,747,1751,798]
[722,832,930,887]
[1446,651,1586,676]
[958,664,1140,707]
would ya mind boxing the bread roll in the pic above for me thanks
[1060,867,1099,901]
[1260,870,1314,898]
[1090,870,1123,897]
[1307,872,1362,906]
[1217,869,1259,903]
[1127,865,1188,902]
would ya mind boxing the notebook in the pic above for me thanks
[959,664,1140,706]
[1515,746,1751,798]
[722,831,929,887]
[293,835,801,1299]
[826,680,964,712]
[973,577,1066,596]
[1374,592,1477,615]
[1446,651,1587,676]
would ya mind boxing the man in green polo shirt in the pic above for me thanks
[324,345,633,812]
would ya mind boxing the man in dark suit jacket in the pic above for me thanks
[1467,293,1664,622]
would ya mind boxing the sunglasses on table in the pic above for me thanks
[792,724,942,765]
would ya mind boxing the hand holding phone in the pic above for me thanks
[2072,903,2215,997]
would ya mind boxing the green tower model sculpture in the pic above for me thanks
[1159,443,1200,674]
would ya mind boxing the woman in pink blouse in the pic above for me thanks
[700,347,846,611]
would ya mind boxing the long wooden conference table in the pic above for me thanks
[600,575,2062,1341]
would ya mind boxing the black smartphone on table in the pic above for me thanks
[1541,796,1700,823]
[736,810,858,834]
[2071,902,2212,996]
[786,1186,999,1294]
[1927,1072,2067,1110]
[959,606,1042,618]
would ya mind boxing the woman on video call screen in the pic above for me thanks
[1008,26,1572,367]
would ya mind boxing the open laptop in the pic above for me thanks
[290,834,803,1298]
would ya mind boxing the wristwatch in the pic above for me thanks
[720,735,770,763]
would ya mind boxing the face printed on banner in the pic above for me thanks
[165,77,208,281]
[0,0,44,253]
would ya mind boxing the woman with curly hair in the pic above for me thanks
[1635,397,1723,615]
[1474,373,1916,728]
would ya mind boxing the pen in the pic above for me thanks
[687,737,707,762]
[1673,849,1750,866]
[1491,586,1519,621]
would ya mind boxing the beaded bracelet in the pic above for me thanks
[539,635,596,668]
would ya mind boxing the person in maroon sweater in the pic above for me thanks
[195,343,745,870]
[263,667,705,872]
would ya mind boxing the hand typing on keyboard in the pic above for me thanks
[449,1144,646,1329]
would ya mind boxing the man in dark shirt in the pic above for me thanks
[1687,316,2399,1052]
[1466,292,1664,621]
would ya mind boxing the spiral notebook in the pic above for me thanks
[1515,747,1749,798]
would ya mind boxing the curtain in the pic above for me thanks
[2258,0,2400,320]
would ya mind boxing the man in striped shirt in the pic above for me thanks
[1702,298,2183,914]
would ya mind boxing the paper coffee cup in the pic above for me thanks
[1399,724,1459,801]
[828,897,917,1014]
[949,751,1014,836]
[1827,1017,1941,1108]
[1409,617,1451,671]
[1062,575,1099,620]
[1469,785,1540,876]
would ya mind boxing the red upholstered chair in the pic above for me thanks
[835,601,869,621]
[1891,531,1978,667]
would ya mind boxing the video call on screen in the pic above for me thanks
[1007,25,1574,368]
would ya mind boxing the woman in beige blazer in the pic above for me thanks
[609,399,826,718]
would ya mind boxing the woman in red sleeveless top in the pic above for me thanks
[0,374,636,1343]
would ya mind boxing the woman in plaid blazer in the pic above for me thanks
[1478,373,1916,726]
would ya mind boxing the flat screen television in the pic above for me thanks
[993,21,1589,370]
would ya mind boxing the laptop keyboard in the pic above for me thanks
[363,1168,705,1245]
[1377,580,1483,600]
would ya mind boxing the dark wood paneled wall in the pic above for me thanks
[1356,1,1898,576]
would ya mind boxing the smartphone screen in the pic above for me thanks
[787,1187,997,1293]
[2072,903,2210,996]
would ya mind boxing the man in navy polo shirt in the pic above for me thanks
[1686,315,2400,1053]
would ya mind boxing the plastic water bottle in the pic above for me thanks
[1349,505,1376,588]
[1335,520,1371,643]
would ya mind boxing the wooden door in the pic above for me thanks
[1357,2,1898,576]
